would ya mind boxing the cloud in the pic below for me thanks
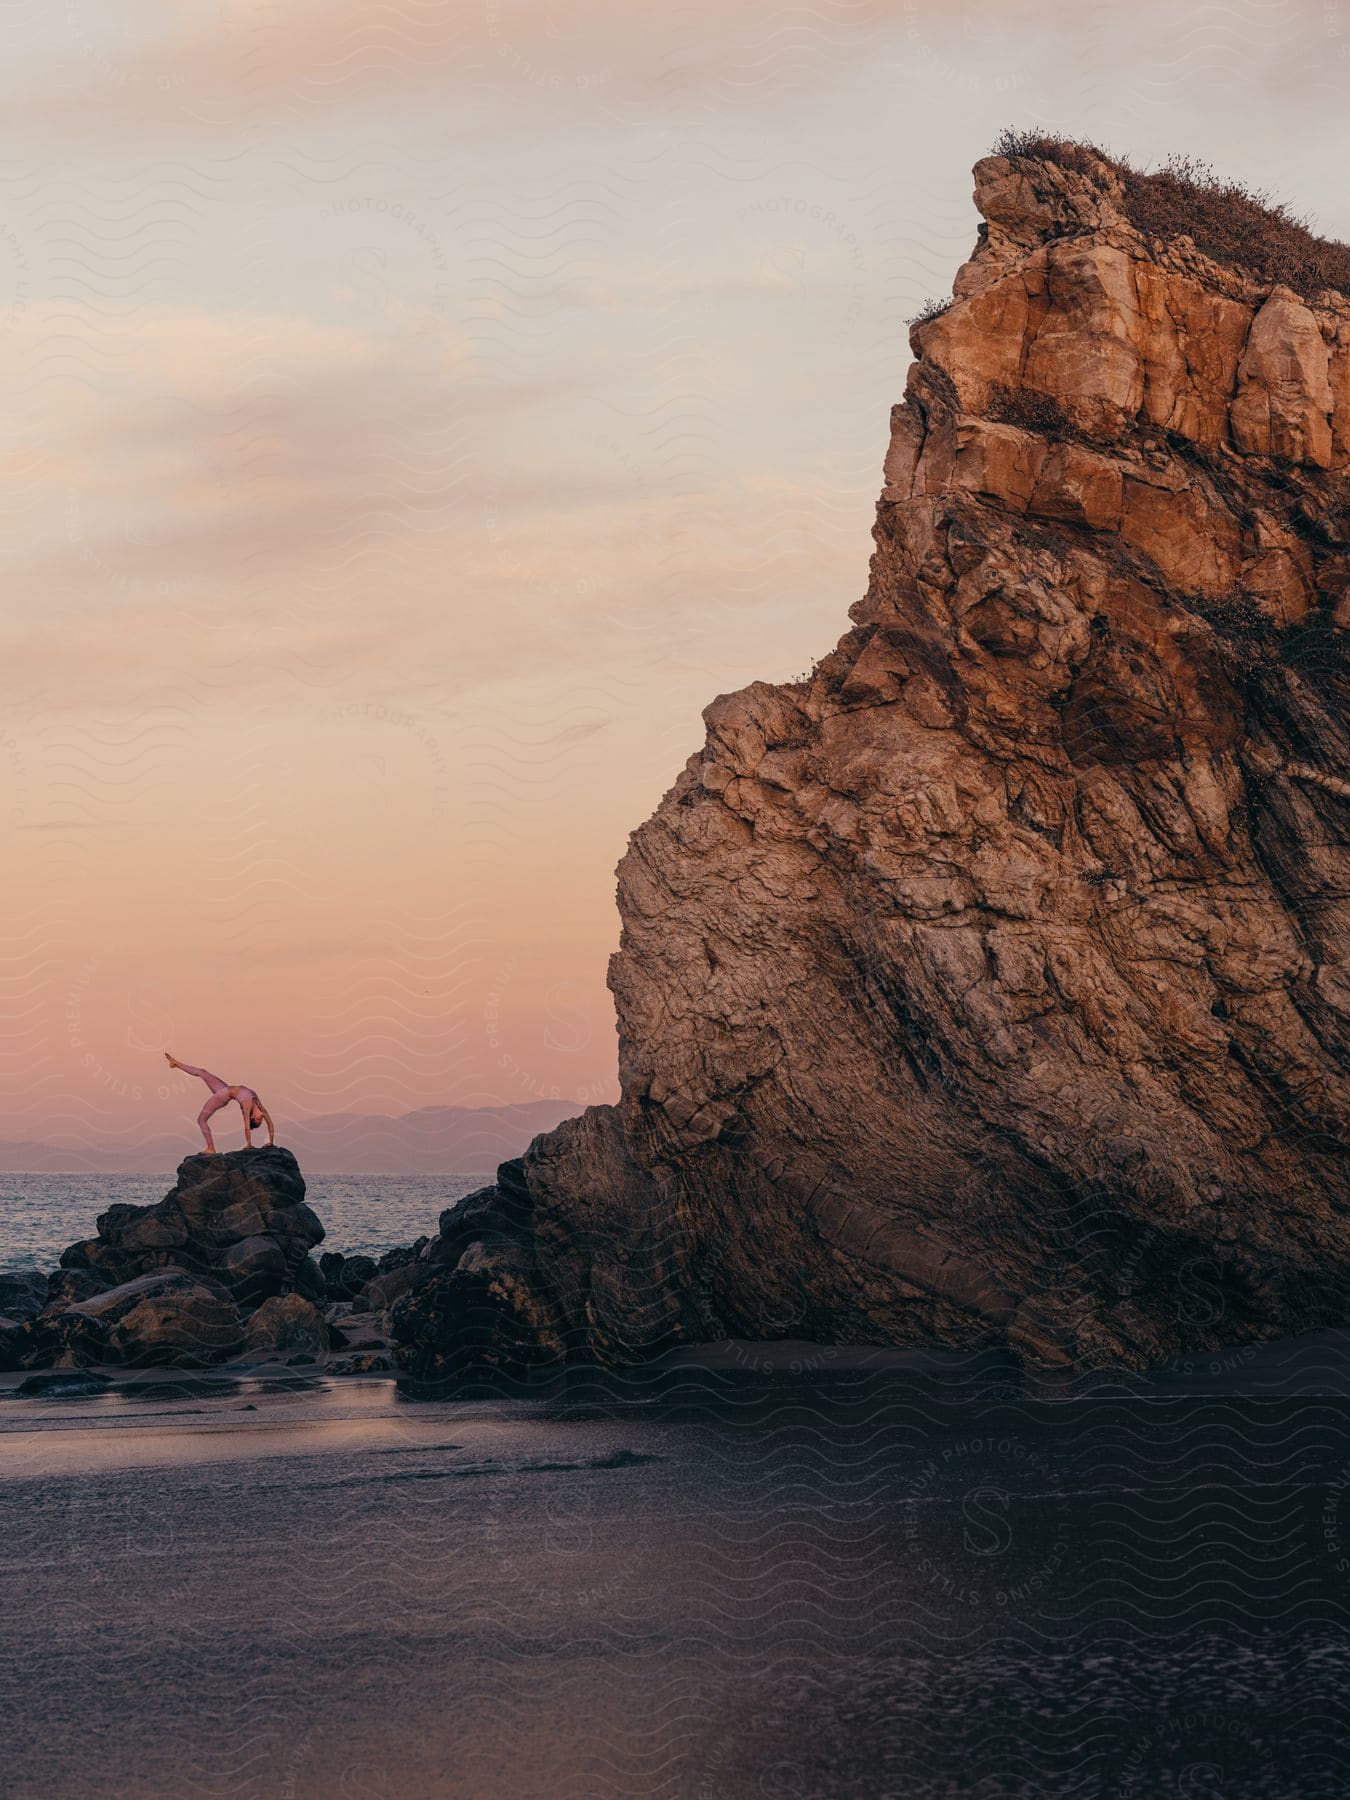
[5,0,1021,141]
[0,289,873,726]
[14,1,480,132]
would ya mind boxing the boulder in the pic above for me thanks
[329,1311,390,1352]
[8,1309,112,1371]
[391,1238,565,1383]
[46,1268,110,1309]
[0,1270,49,1322]
[58,1237,134,1287]
[109,1295,241,1366]
[0,1320,26,1371]
[15,1369,113,1398]
[377,1238,428,1274]
[292,1255,326,1305]
[69,1269,243,1367]
[219,1233,287,1300]
[239,1294,328,1362]
[51,1147,322,1310]
[71,1267,222,1323]
[319,1251,378,1301]
[20,1150,335,1372]
[357,1260,432,1316]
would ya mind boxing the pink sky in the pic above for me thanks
[2,0,1348,1155]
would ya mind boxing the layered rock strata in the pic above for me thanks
[398,148,1350,1380]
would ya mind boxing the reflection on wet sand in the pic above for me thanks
[5,1340,1350,1796]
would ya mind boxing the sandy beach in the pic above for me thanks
[6,1343,1350,1798]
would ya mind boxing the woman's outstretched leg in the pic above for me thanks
[166,1053,227,1091]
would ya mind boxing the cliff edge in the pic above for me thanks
[400,144,1350,1379]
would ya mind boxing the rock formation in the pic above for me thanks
[58,1146,325,1305]
[241,1293,329,1360]
[68,1269,244,1365]
[2,1147,327,1370]
[397,145,1350,1380]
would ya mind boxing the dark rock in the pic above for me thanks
[12,1309,112,1370]
[46,1267,111,1309]
[111,1298,241,1366]
[0,1320,26,1371]
[117,1213,189,1254]
[49,1147,323,1320]
[293,1255,326,1305]
[240,1294,328,1361]
[14,1151,338,1375]
[0,1270,49,1323]
[319,1251,377,1301]
[433,1165,532,1260]
[377,1238,428,1275]
[391,1238,565,1383]
[219,1233,287,1301]
[329,1310,389,1353]
[71,1267,222,1323]
[268,1201,325,1246]
[15,1369,114,1398]
[327,1351,395,1375]
[70,1269,243,1367]
[58,1237,135,1286]
[358,1260,432,1316]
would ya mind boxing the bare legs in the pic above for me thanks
[196,1090,233,1154]
[165,1053,228,1091]
[166,1055,272,1152]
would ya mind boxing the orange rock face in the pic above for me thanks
[408,151,1350,1381]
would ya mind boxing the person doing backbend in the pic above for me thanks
[164,1054,275,1153]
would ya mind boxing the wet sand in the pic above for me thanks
[5,1340,1350,1797]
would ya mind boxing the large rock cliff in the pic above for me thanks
[401,146,1350,1379]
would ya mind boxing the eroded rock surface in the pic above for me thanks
[57,1146,324,1308]
[75,1269,244,1367]
[4,1147,325,1371]
[402,149,1350,1379]
[241,1293,329,1362]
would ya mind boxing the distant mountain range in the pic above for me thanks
[0,1100,580,1176]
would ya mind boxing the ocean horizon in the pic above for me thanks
[0,1171,481,1275]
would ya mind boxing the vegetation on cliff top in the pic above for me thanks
[993,128,1350,303]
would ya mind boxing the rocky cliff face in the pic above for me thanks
[402,148,1350,1380]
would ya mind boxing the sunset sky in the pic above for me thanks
[2,0,1348,1155]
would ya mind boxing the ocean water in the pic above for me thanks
[0,1171,482,1273]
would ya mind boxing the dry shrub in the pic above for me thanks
[909,295,952,325]
[986,382,1073,436]
[991,129,1350,302]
